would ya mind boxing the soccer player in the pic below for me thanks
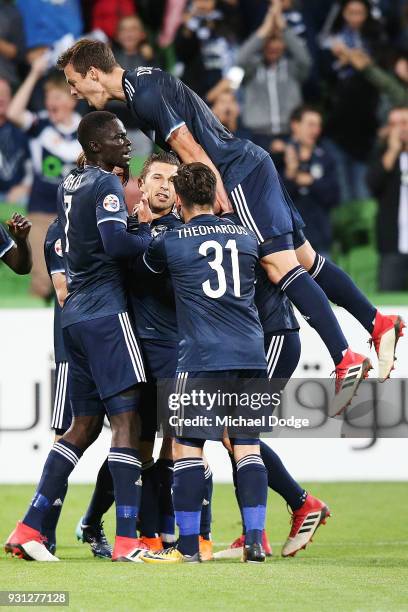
[5,111,152,562]
[128,151,214,560]
[0,212,32,274]
[43,217,113,558]
[58,40,404,412]
[139,162,268,564]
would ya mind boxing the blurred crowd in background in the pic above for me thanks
[0,0,407,297]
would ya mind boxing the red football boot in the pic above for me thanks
[371,312,405,381]
[331,349,372,416]
[111,536,149,562]
[4,521,59,561]
[281,494,331,558]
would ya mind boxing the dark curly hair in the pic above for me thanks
[173,162,216,208]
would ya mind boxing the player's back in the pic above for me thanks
[150,214,266,372]
[57,165,128,328]
[123,68,267,192]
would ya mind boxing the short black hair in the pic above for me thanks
[140,151,180,181]
[77,111,117,156]
[290,105,322,123]
[173,163,216,208]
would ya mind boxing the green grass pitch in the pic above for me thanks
[1,483,407,612]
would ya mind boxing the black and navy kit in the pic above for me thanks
[143,214,266,373]
[122,67,305,250]
[128,211,180,342]
[57,165,146,415]
[44,219,71,433]
[221,213,300,379]
[128,212,181,441]
[0,223,14,260]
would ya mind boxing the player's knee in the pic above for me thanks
[63,415,103,449]
[295,240,316,271]
[261,250,299,284]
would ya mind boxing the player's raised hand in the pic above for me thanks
[6,213,32,241]
[133,193,153,224]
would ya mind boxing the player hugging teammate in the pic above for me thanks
[3,40,405,561]
[5,114,329,563]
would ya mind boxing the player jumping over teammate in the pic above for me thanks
[57,40,404,415]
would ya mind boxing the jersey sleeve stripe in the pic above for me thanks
[165,121,186,142]
[96,217,127,227]
[50,268,66,275]
[0,239,15,259]
[142,252,164,274]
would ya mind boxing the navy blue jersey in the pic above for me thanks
[57,165,129,328]
[44,219,67,363]
[222,214,299,334]
[128,211,181,342]
[122,68,267,193]
[144,214,266,372]
[0,223,14,260]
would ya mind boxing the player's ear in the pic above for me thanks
[138,177,145,190]
[89,140,100,153]
[88,66,99,81]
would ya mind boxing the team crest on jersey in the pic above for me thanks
[152,225,168,238]
[103,194,120,212]
[54,239,63,257]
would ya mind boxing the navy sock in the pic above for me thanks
[229,453,245,534]
[200,465,213,539]
[310,254,377,334]
[41,481,68,547]
[83,457,114,526]
[108,447,142,538]
[156,458,176,546]
[139,459,160,537]
[259,441,307,511]
[236,454,267,546]
[279,265,348,365]
[173,457,205,556]
[23,440,82,532]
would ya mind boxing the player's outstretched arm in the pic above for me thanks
[98,219,152,260]
[168,125,233,214]
[3,213,32,274]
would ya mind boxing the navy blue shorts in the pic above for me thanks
[63,312,146,417]
[264,330,301,380]
[51,361,72,434]
[139,338,178,442]
[229,156,306,255]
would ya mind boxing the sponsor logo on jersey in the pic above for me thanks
[54,238,63,257]
[103,194,120,212]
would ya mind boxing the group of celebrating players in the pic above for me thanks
[2,39,404,564]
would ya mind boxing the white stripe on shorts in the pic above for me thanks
[118,312,146,383]
[231,185,264,244]
[51,362,68,430]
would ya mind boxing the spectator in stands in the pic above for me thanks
[0,0,25,89]
[321,0,386,203]
[211,88,253,140]
[236,1,311,152]
[114,15,156,71]
[89,0,136,40]
[7,55,81,299]
[0,79,30,205]
[347,47,408,119]
[16,0,83,58]
[174,0,241,98]
[367,106,408,291]
[282,105,340,256]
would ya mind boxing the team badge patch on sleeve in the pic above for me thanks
[103,194,120,212]
[54,238,63,257]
